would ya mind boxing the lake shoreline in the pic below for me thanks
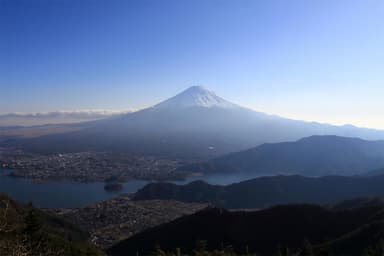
[0,167,263,208]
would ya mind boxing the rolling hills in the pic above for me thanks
[133,174,384,208]
[108,203,384,256]
[178,135,384,176]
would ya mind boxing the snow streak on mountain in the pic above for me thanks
[152,86,240,110]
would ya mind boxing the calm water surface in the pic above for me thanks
[0,168,148,208]
[0,168,260,208]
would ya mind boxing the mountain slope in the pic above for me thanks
[179,135,384,175]
[152,86,240,109]
[0,194,103,255]
[4,87,384,159]
[133,174,384,209]
[107,205,384,256]
[364,167,384,176]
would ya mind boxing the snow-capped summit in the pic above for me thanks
[152,86,239,110]
[10,84,384,160]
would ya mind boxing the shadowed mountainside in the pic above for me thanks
[0,194,103,255]
[3,87,384,159]
[108,204,384,256]
[178,135,384,176]
[133,174,384,209]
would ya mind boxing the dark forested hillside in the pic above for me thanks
[108,204,384,256]
[0,194,103,256]
[133,175,384,208]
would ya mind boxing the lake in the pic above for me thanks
[0,168,148,208]
[0,168,260,208]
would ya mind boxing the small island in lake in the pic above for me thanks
[104,182,123,192]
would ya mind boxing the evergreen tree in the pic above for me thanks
[318,244,331,256]
[23,208,44,241]
[362,246,376,256]
[300,240,314,256]
[23,208,53,256]
[194,240,208,256]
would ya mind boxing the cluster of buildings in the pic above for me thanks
[0,151,186,182]
[53,195,207,248]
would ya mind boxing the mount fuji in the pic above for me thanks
[5,86,384,159]
[152,86,240,110]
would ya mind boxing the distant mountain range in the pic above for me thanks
[108,202,384,256]
[3,86,384,159]
[133,174,384,209]
[179,135,384,176]
[365,167,384,176]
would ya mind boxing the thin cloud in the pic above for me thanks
[0,109,136,127]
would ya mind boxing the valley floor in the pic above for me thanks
[0,149,188,182]
[47,195,208,248]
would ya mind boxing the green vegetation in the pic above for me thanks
[153,241,250,256]
[4,193,384,256]
[0,194,104,256]
[152,240,311,256]
[133,175,384,209]
[108,205,384,256]
[152,239,384,256]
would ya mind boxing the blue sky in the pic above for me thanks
[1,0,384,128]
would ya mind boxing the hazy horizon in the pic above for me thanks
[0,85,383,130]
[3,2,384,254]
[2,0,384,128]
